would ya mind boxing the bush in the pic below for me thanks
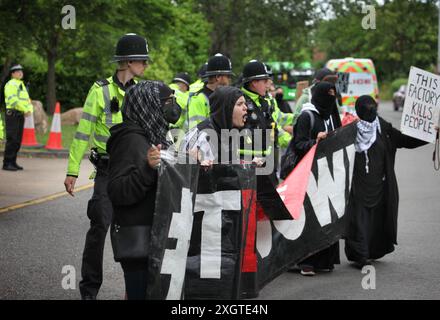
[390,78,408,93]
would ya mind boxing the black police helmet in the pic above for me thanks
[242,60,270,83]
[113,33,149,62]
[198,63,208,79]
[205,53,234,77]
[173,72,191,87]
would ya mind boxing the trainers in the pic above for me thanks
[300,266,316,276]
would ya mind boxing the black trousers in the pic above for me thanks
[121,260,149,300]
[3,109,24,166]
[79,165,113,298]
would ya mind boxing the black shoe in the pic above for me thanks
[13,163,23,170]
[352,259,371,270]
[2,164,18,171]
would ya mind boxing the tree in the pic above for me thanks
[195,0,318,71]
[314,0,438,80]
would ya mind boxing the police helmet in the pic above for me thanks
[173,72,191,87]
[205,53,234,77]
[113,33,149,62]
[242,60,271,83]
[10,64,24,73]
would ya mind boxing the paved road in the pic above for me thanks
[0,158,94,209]
[0,101,439,300]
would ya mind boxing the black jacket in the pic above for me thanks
[293,109,341,161]
[106,120,157,227]
[372,117,428,244]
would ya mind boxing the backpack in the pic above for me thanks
[280,110,315,180]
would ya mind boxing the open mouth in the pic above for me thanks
[243,114,248,123]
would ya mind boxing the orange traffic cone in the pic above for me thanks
[21,112,40,148]
[45,102,63,150]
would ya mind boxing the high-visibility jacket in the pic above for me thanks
[241,87,292,149]
[189,79,204,93]
[4,78,33,114]
[169,83,190,130]
[66,76,135,177]
[0,114,4,140]
[187,86,212,130]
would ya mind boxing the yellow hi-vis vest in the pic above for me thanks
[66,76,136,177]
[4,78,33,114]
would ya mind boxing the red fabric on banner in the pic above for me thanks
[342,112,358,126]
[277,144,317,220]
[241,189,257,273]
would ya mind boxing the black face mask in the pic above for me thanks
[358,104,377,122]
[275,92,284,101]
[161,97,182,124]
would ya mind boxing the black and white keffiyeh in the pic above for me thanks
[355,117,381,173]
[122,80,171,147]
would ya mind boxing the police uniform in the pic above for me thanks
[240,60,293,176]
[66,34,147,299]
[189,62,208,93]
[0,110,5,141]
[169,72,191,130]
[187,54,233,129]
[3,64,33,171]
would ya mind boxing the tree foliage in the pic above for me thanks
[314,0,439,80]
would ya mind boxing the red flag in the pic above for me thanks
[277,144,317,219]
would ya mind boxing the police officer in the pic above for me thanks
[187,54,234,129]
[63,33,148,300]
[170,72,191,130]
[240,60,293,176]
[189,62,208,93]
[2,64,33,171]
[0,109,5,141]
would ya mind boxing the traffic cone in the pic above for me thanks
[45,102,63,150]
[21,112,40,148]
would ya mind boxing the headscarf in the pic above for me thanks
[354,95,381,173]
[122,80,171,147]
[311,81,337,120]
[209,86,244,132]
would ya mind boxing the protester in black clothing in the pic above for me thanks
[180,86,247,164]
[275,87,292,114]
[345,95,429,269]
[106,81,180,300]
[292,81,341,276]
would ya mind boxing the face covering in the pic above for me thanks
[161,97,182,124]
[355,95,378,123]
[275,92,284,101]
[311,81,337,120]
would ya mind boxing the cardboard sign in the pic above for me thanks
[295,81,309,101]
[401,66,440,143]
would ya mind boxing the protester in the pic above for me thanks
[64,33,147,299]
[106,81,179,300]
[180,86,247,164]
[294,67,339,118]
[291,81,342,275]
[345,95,430,268]
[2,64,33,171]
